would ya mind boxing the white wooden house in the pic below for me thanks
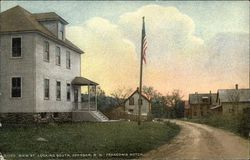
[124,89,151,116]
[0,6,108,123]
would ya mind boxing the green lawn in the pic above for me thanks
[0,121,180,159]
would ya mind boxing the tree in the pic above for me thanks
[94,86,117,111]
[142,86,165,118]
[141,86,184,118]
[150,95,166,118]
[111,87,133,107]
[164,90,183,107]
[96,86,106,110]
[96,86,105,97]
[142,86,158,99]
[163,90,184,118]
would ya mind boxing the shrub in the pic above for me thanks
[188,113,249,138]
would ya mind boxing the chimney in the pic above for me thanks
[235,84,238,90]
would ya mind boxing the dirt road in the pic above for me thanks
[143,120,249,160]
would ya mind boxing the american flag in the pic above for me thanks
[138,17,147,125]
[142,17,147,64]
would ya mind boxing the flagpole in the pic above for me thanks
[138,17,145,126]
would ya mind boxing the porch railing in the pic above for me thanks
[74,102,97,111]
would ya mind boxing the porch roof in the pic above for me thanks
[72,77,98,86]
[210,105,222,110]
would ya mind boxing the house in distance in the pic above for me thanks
[124,88,151,117]
[189,91,217,117]
[216,84,250,114]
[188,84,250,117]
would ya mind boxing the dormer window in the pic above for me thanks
[58,22,64,40]
[202,97,209,103]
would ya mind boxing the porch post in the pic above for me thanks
[88,84,90,111]
[95,85,97,111]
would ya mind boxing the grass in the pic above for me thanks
[185,114,249,138]
[0,121,180,159]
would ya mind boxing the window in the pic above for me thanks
[44,79,49,99]
[67,83,71,101]
[43,41,49,61]
[58,23,64,40]
[129,97,134,105]
[56,47,61,65]
[66,51,71,69]
[194,106,197,110]
[56,81,61,100]
[11,77,21,97]
[138,99,143,105]
[12,37,21,57]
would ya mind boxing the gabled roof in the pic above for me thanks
[33,12,68,24]
[125,89,151,103]
[0,5,83,54]
[189,93,217,105]
[217,89,250,103]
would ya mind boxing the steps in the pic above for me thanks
[72,110,109,122]
[91,111,109,122]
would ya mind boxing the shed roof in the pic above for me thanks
[0,5,83,54]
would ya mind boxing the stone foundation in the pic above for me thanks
[0,112,72,124]
[0,113,34,124]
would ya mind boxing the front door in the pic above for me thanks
[74,89,78,102]
[74,89,79,109]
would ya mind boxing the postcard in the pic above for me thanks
[0,1,249,160]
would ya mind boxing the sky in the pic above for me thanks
[1,1,249,99]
